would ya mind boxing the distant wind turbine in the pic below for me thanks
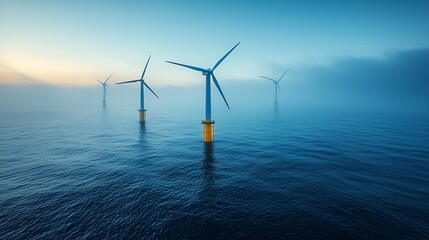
[259,68,289,103]
[166,42,240,142]
[116,56,159,123]
[97,73,113,103]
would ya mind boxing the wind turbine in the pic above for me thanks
[116,56,159,123]
[97,73,113,104]
[166,42,240,142]
[259,68,289,104]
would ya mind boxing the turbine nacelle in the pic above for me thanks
[97,73,113,86]
[202,69,211,75]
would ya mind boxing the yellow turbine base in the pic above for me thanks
[202,120,215,142]
[139,110,146,122]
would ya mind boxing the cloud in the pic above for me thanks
[281,48,429,112]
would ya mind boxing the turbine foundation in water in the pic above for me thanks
[139,109,147,123]
[202,120,215,142]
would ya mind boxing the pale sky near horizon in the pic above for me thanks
[1,0,428,86]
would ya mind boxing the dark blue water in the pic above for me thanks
[1,104,428,239]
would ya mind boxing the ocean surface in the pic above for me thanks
[1,103,428,239]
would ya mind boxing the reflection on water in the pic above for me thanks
[139,122,146,131]
[201,142,216,202]
[139,122,146,144]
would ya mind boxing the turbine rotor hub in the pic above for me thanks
[202,69,211,75]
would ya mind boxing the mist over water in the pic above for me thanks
[1,49,429,239]
[2,48,428,114]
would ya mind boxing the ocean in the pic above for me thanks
[1,101,428,239]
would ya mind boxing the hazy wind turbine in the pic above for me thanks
[97,73,113,103]
[116,56,159,123]
[259,68,289,104]
[166,42,240,142]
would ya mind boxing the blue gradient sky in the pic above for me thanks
[1,0,428,85]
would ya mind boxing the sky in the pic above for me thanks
[1,0,429,86]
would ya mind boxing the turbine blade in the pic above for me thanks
[104,87,107,95]
[116,79,141,85]
[143,82,159,99]
[104,73,113,84]
[165,61,205,72]
[212,74,230,109]
[212,42,240,71]
[278,68,290,82]
[258,76,276,82]
[97,80,104,85]
[277,83,281,92]
[141,55,151,80]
